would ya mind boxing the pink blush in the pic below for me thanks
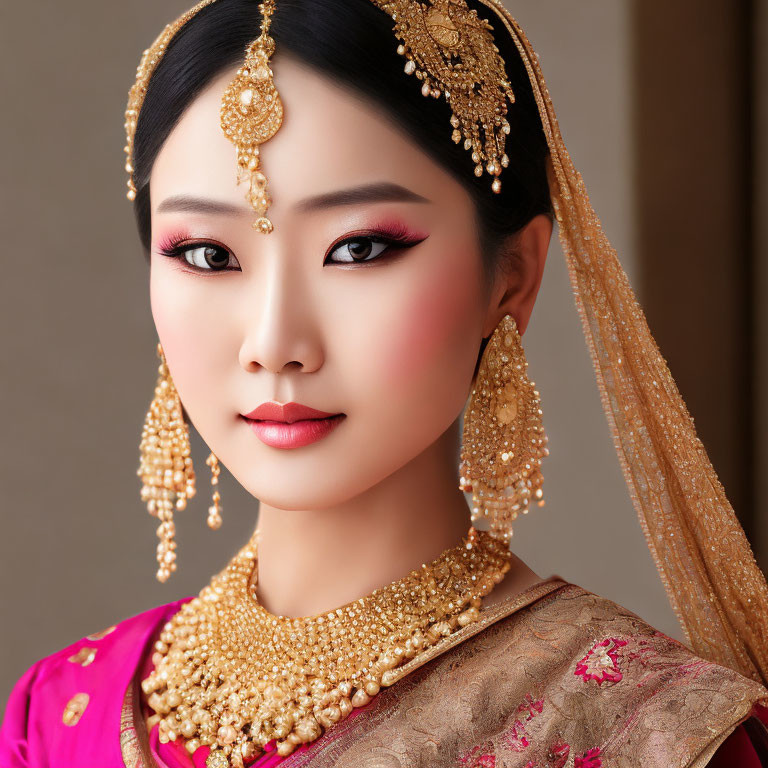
[379,256,478,388]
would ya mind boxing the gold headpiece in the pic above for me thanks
[123,0,514,229]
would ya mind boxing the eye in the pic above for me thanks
[157,239,239,272]
[184,245,232,270]
[326,236,392,265]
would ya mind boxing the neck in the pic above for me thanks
[253,418,471,618]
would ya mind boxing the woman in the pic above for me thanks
[1,0,767,765]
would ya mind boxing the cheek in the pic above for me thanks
[364,240,485,420]
[149,264,229,409]
[150,266,196,366]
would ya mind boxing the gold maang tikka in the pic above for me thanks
[123,0,283,233]
[220,0,283,233]
[459,314,549,542]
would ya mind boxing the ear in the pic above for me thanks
[482,213,553,338]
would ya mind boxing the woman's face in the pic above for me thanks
[149,54,491,510]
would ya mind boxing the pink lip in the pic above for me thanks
[241,401,345,449]
[243,401,339,422]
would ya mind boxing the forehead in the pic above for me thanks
[150,53,470,220]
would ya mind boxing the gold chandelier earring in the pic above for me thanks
[205,452,223,530]
[138,343,196,582]
[138,343,224,582]
[459,314,549,543]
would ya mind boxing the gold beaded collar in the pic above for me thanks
[141,526,512,765]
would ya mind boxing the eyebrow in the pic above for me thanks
[155,182,431,216]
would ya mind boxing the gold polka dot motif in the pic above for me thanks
[86,624,116,641]
[62,692,90,726]
[67,647,97,667]
[141,527,512,765]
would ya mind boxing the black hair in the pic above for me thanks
[131,0,552,284]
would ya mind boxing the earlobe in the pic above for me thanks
[483,213,552,337]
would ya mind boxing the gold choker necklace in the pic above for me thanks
[141,526,512,765]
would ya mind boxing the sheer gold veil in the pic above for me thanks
[477,0,768,689]
[124,0,768,690]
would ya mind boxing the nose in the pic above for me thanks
[237,255,324,375]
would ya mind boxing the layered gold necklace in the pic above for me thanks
[141,526,512,766]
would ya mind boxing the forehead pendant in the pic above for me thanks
[220,0,283,233]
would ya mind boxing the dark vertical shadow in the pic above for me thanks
[631,0,755,541]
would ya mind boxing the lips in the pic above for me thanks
[243,401,340,423]
[241,401,345,449]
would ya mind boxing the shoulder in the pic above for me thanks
[474,582,768,767]
[326,582,768,768]
[0,597,192,768]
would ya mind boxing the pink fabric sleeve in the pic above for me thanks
[0,598,192,768]
[0,658,44,767]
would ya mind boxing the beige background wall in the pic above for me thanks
[0,0,723,716]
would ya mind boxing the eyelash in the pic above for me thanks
[155,223,426,273]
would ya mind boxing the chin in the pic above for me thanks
[233,459,394,511]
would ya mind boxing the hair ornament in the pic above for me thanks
[124,0,218,203]
[369,0,516,193]
[124,0,515,216]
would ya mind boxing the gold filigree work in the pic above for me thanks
[460,314,548,542]
[219,0,283,232]
[124,0,218,202]
[369,0,515,194]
